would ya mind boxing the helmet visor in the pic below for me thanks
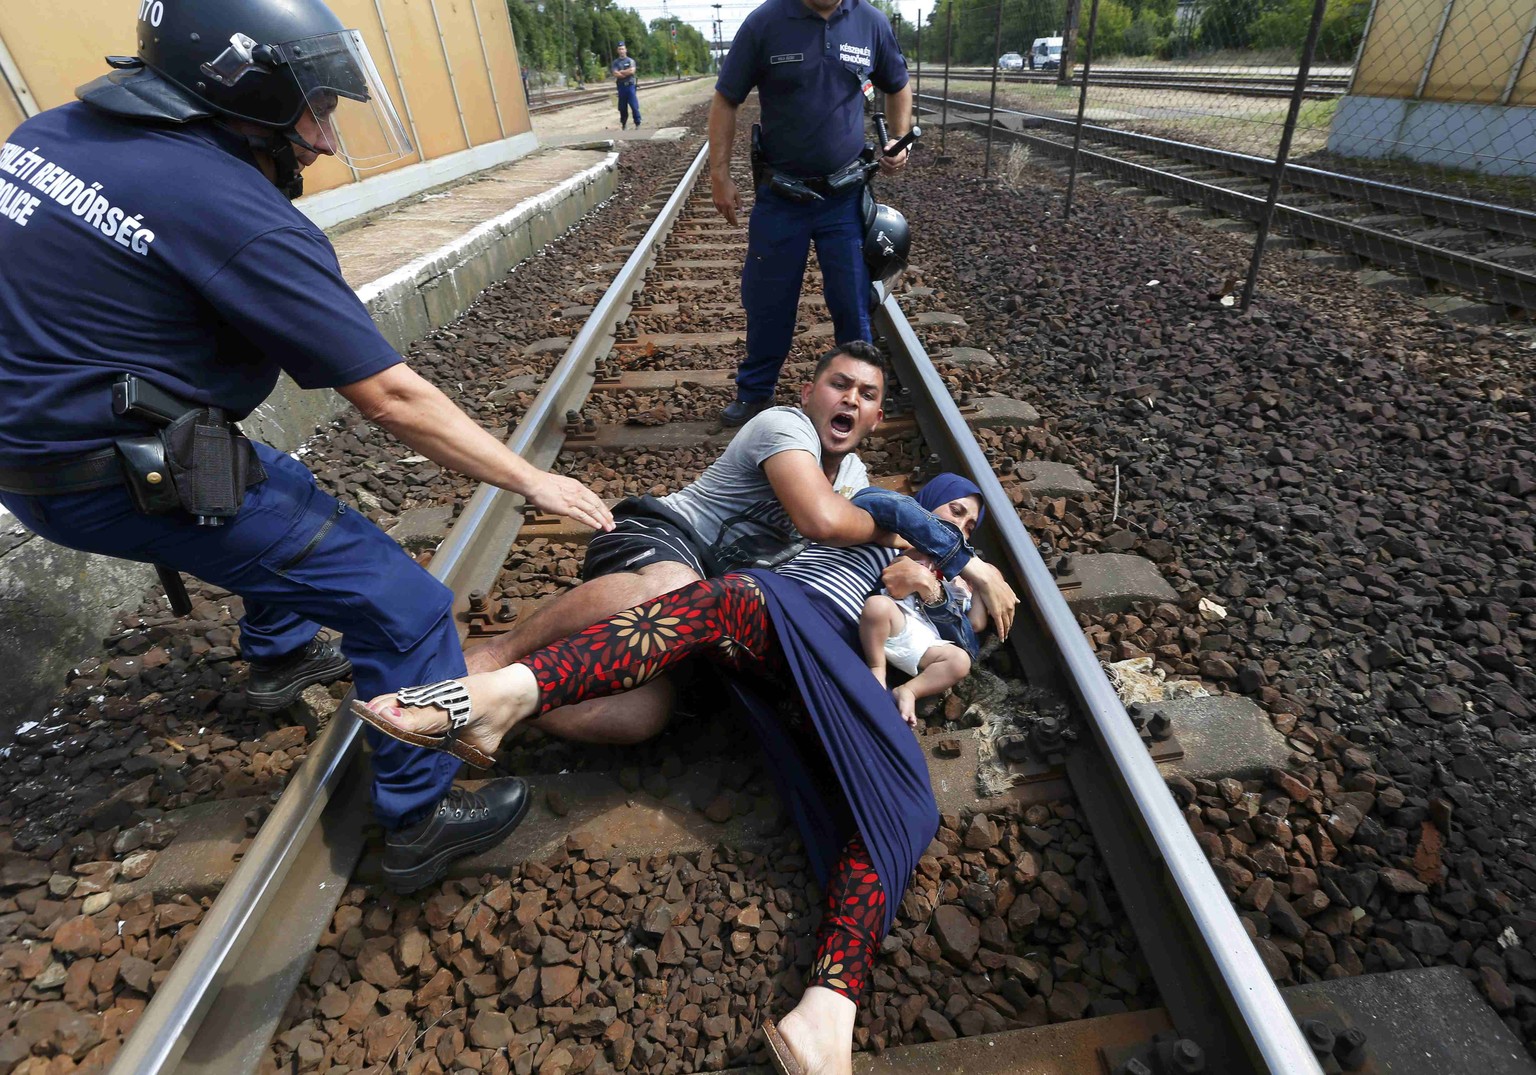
[274,31,412,170]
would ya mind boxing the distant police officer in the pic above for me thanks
[710,0,911,426]
[610,42,640,130]
[0,0,613,892]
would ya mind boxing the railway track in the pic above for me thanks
[921,92,1536,318]
[527,78,704,116]
[931,67,1349,100]
[90,110,1529,1072]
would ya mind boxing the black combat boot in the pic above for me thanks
[383,778,530,893]
[721,395,771,427]
[245,637,352,711]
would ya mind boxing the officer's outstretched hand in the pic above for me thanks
[712,174,741,226]
[525,471,615,532]
[880,140,910,175]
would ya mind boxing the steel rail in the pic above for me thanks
[110,144,711,1075]
[951,65,1351,83]
[922,96,1536,307]
[430,141,710,588]
[527,75,705,114]
[873,285,1326,1075]
[924,94,1536,242]
[942,68,1349,97]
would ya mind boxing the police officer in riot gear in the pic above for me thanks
[0,0,614,893]
[709,0,912,427]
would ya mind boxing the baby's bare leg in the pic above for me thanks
[891,646,972,727]
[858,595,905,688]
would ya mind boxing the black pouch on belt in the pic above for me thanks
[750,122,766,189]
[113,435,181,515]
[159,407,266,524]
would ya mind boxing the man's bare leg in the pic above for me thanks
[465,561,702,673]
[462,560,701,744]
[536,680,675,744]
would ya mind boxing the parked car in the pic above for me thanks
[1029,36,1064,70]
[998,51,1024,71]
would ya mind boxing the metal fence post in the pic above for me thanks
[1240,0,1329,312]
[983,1,1004,178]
[1063,0,1102,217]
[915,8,923,107]
[939,3,954,158]
[1059,0,1082,86]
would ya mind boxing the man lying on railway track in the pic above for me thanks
[463,341,1017,746]
[0,0,613,895]
[355,471,1002,1075]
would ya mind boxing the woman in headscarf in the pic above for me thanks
[355,475,1004,1075]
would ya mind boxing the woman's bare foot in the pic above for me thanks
[891,685,918,729]
[775,987,855,1075]
[365,664,540,758]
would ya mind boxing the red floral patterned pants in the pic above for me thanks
[520,574,888,1002]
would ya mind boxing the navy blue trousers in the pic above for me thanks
[1,442,462,828]
[617,82,640,125]
[737,184,872,403]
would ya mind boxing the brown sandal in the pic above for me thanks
[349,680,497,769]
[761,1018,805,1075]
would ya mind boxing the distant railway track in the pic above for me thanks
[922,92,1536,316]
[932,67,1351,100]
[526,76,705,115]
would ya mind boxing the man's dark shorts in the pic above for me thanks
[582,496,714,581]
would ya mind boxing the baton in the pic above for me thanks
[155,563,193,617]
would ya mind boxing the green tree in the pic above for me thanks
[1244,0,1367,59]
[1193,0,1290,51]
[1087,0,1134,56]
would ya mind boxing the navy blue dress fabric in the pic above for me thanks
[733,568,940,935]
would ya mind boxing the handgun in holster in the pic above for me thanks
[111,373,264,527]
[750,122,766,190]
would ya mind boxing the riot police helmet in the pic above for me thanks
[78,0,412,177]
[862,201,911,291]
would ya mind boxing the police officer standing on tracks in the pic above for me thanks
[709,0,911,426]
[610,42,641,131]
[0,0,614,893]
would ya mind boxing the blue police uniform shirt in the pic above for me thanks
[0,102,402,464]
[716,0,907,178]
[612,56,637,83]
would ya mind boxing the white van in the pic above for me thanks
[1029,37,1064,71]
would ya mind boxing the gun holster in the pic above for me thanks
[750,122,766,190]
[767,173,823,204]
[158,407,265,526]
[114,436,181,516]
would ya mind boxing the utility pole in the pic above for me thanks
[712,3,723,73]
[661,0,677,79]
[1059,0,1081,86]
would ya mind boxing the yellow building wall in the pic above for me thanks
[1424,0,1536,104]
[1351,0,1444,99]
[0,0,530,198]
[0,88,22,136]
[1515,49,1536,108]
[475,0,531,135]
[1353,0,1536,105]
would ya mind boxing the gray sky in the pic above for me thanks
[624,0,927,51]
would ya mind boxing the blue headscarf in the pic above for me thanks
[915,472,984,526]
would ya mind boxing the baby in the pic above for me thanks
[860,475,989,727]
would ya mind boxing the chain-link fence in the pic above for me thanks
[902,0,1536,312]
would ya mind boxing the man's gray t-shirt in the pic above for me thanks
[660,406,868,557]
